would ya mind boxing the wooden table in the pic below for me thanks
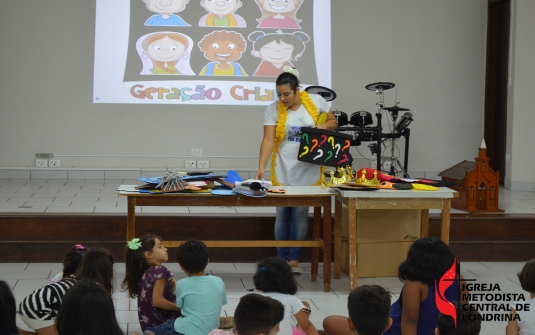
[333,187,458,290]
[120,186,337,292]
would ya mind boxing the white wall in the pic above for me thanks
[0,1,489,179]
[505,0,535,191]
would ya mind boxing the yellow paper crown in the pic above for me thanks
[321,166,354,189]
[355,169,381,187]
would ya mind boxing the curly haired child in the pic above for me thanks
[385,237,462,335]
[253,257,319,335]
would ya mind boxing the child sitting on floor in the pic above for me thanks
[253,257,319,335]
[0,280,19,335]
[506,259,535,335]
[122,234,181,332]
[18,246,115,335]
[233,293,284,335]
[55,281,123,335]
[145,239,227,335]
[323,285,392,335]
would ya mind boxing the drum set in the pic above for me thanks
[305,82,414,177]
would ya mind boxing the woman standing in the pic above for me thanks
[255,68,337,273]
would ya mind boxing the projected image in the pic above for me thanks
[142,0,191,26]
[198,0,246,27]
[93,0,331,105]
[249,30,309,77]
[254,0,303,29]
[198,31,248,76]
[137,32,195,75]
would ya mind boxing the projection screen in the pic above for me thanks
[93,0,331,105]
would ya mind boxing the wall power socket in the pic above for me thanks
[185,160,197,168]
[198,160,209,169]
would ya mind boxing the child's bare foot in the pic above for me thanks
[219,316,234,329]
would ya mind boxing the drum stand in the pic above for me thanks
[384,112,411,177]
[365,82,394,173]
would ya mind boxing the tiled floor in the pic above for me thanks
[1,261,527,335]
[0,178,534,214]
[1,179,534,334]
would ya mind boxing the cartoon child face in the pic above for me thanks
[145,36,186,62]
[201,0,241,16]
[143,0,189,14]
[259,0,299,14]
[203,39,244,62]
[256,40,294,63]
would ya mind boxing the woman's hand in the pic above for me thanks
[255,168,265,181]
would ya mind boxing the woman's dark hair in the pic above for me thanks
[122,234,160,298]
[56,281,123,335]
[398,237,456,284]
[0,281,18,335]
[276,71,300,92]
[253,257,297,295]
[76,247,115,295]
[176,239,209,274]
[62,244,86,277]
[248,31,310,61]
[518,258,535,292]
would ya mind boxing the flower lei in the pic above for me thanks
[270,90,326,186]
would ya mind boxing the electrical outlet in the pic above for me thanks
[185,160,197,168]
[191,149,202,156]
[49,159,61,167]
[36,159,48,168]
[198,160,210,169]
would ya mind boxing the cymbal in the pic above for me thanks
[383,106,411,112]
[365,82,395,91]
[305,86,337,102]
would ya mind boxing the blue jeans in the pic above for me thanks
[144,319,184,335]
[275,206,309,261]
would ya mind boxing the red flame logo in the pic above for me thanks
[435,258,457,327]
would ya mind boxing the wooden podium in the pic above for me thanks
[439,139,503,212]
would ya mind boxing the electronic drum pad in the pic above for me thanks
[365,82,395,91]
[305,86,337,102]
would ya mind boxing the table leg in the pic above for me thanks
[420,209,429,238]
[323,197,332,292]
[348,199,358,291]
[127,196,136,241]
[333,197,342,279]
[441,199,451,245]
[311,207,321,282]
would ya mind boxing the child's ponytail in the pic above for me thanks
[62,244,86,277]
[121,234,160,298]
